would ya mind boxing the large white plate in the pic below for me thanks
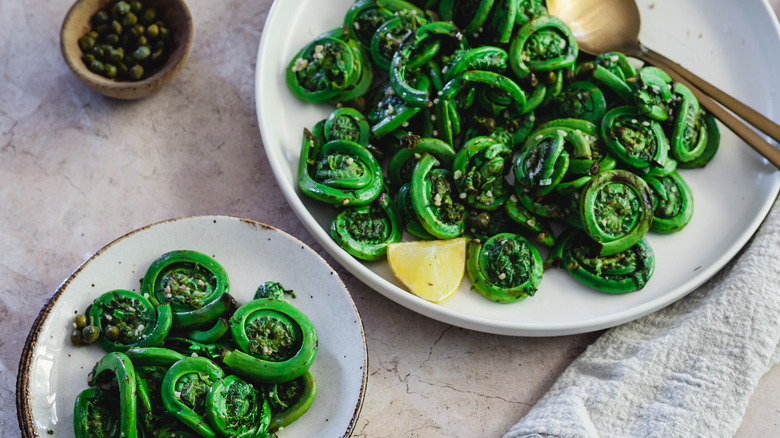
[16,216,366,437]
[255,0,780,336]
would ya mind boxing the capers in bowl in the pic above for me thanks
[77,0,172,81]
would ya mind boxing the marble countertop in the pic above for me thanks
[2,0,779,436]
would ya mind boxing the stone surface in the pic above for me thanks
[1,0,777,436]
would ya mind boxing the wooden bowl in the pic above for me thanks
[60,0,193,100]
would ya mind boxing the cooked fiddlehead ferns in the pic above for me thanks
[589,51,637,103]
[554,81,607,124]
[223,298,318,384]
[410,153,466,239]
[287,28,373,103]
[556,230,655,293]
[324,107,371,146]
[669,82,710,166]
[366,75,432,139]
[600,105,669,170]
[387,135,456,190]
[254,280,291,300]
[286,1,723,299]
[436,69,528,144]
[142,250,234,330]
[678,110,720,169]
[86,288,172,353]
[390,21,463,108]
[267,371,318,432]
[631,66,673,122]
[439,0,494,37]
[73,387,123,438]
[508,15,578,80]
[298,128,384,206]
[466,232,543,302]
[370,8,427,71]
[76,352,138,438]
[504,194,556,247]
[452,136,513,210]
[331,191,403,260]
[207,375,272,438]
[513,127,570,196]
[72,258,319,435]
[579,170,654,256]
[344,0,396,47]
[643,171,694,234]
[125,347,194,436]
[443,46,509,83]
[161,356,226,438]
[396,182,436,239]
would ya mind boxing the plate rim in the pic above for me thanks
[255,0,780,337]
[15,214,368,438]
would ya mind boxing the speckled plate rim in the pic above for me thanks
[256,0,780,336]
[16,215,367,438]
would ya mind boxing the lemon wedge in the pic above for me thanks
[387,237,467,303]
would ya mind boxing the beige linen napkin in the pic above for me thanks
[504,198,780,438]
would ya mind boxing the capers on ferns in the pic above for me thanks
[69,251,318,437]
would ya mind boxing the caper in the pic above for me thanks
[94,24,110,35]
[111,1,131,18]
[149,48,164,63]
[123,52,138,66]
[129,64,144,80]
[130,1,143,13]
[78,35,96,52]
[81,324,101,344]
[104,325,120,341]
[105,33,119,45]
[542,70,557,85]
[469,211,491,229]
[104,64,118,78]
[122,12,137,27]
[91,45,105,58]
[158,26,170,41]
[142,8,157,23]
[92,11,110,25]
[132,45,151,62]
[136,35,148,47]
[110,19,123,35]
[74,314,88,329]
[70,329,85,346]
[146,23,159,39]
[130,24,145,38]
[88,59,105,74]
[108,47,124,64]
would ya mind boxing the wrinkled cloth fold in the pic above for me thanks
[504,198,780,438]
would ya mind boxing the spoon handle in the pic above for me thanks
[639,47,780,168]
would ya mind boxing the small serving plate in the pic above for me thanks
[16,215,367,437]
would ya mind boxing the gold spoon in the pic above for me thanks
[547,0,780,168]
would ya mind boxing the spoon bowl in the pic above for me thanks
[548,0,780,169]
[548,0,641,56]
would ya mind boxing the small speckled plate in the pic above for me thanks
[16,215,366,437]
